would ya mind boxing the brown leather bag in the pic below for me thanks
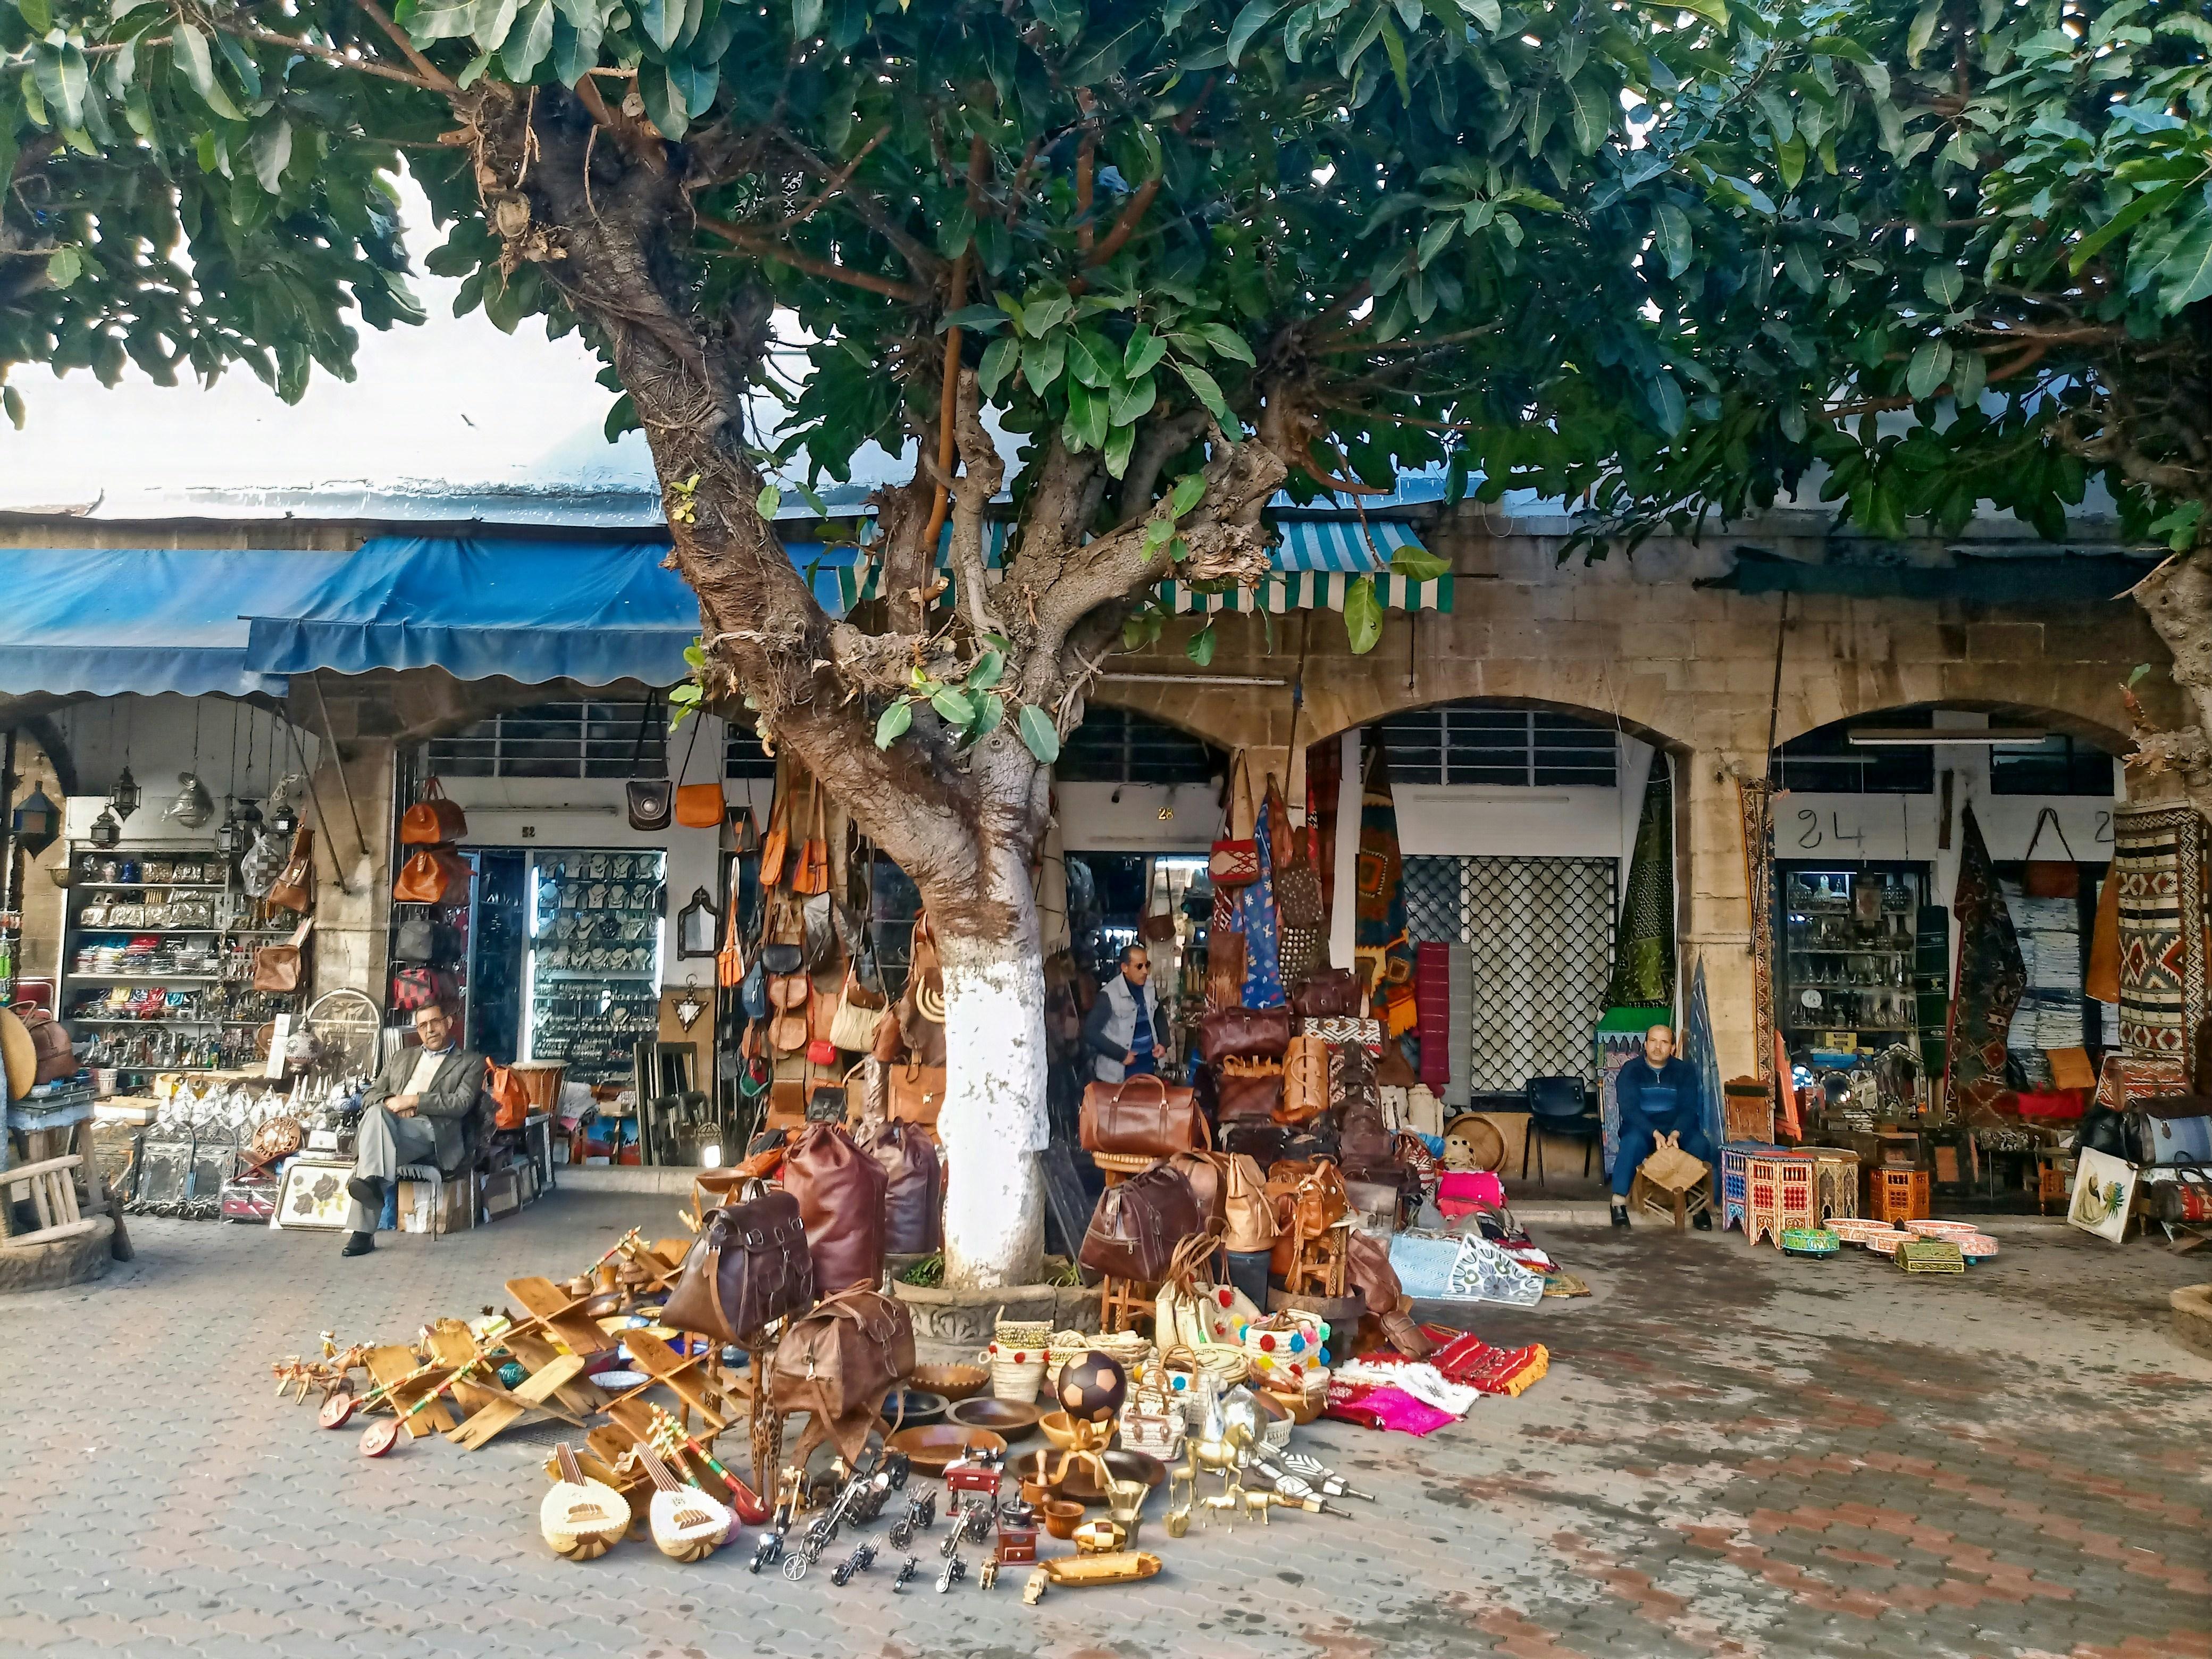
[766,1080,808,1132]
[269,827,315,912]
[1079,1073,1209,1157]
[399,777,468,845]
[1205,929,1247,1012]
[781,1122,889,1294]
[1291,969,1360,1017]
[393,845,472,906]
[663,1189,817,1343]
[889,1062,946,1133]
[1217,1152,1277,1251]
[1339,1097,1395,1178]
[1268,1159,1347,1275]
[252,916,313,994]
[860,1121,942,1255]
[1078,1161,1202,1283]
[768,1284,915,1464]
[1216,1072,1283,1124]
[759,785,792,887]
[12,1002,75,1085]
[1198,1006,1293,1064]
[1164,1150,1226,1234]
[1345,1227,1432,1356]
[790,777,830,897]
[1279,1035,1330,1125]
[1330,1041,1378,1116]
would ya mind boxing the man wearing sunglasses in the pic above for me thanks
[1083,943,1170,1083]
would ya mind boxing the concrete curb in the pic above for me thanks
[556,1167,695,1195]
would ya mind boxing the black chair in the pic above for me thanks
[1521,1075,1603,1184]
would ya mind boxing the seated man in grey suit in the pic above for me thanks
[342,1000,485,1258]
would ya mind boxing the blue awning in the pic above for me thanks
[0,548,342,698]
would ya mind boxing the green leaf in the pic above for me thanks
[667,53,718,116]
[634,0,681,52]
[1172,359,1235,426]
[3,385,23,431]
[1226,0,1280,66]
[503,0,556,77]
[2157,210,2212,314]
[1195,322,1255,365]
[1949,348,1985,407]
[1650,372,1686,435]
[1565,74,1612,154]
[472,0,522,52]
[874,700,913,749]
[1775,132,1806,192]
[1108,374,1157,427]
[1124,328,1165,379]
[966,650,1005,691]
[1456,0,1499,28]
[1652,202,1691,279]
[1186,623,1217,667]
[640,64,690,137]
[1343,576,1383,655]
[1379,13,1409,102]
[1021,332,1066,397]
[31,43,87,133]
[1923,265,1963,306]
[249,120,292,195]
[1388,542,1448,581]
[1065,330,1115,387]
[1017,703,1061,765]
[167,24,241,119]
[792,0,823,36]
[977,335,1018,398]
[1143,517,1176,552]
[931,686,976,727]
[756,484,782,518]
[1905,0,1942,63]
[1031,0,1084,43]
[2069,179,2186,274]
[1170,473,1205,516]
[1104,423,1135,479]
[18,0,51,30]
[45,246,82,289]
[1906,339,1953,400]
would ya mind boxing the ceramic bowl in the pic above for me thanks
[945,1397,1043,1443]
[884,1424,1007,1477]
[1865,1231,1905,1255]
[1041,1498,1086,1539]
[878,1390,949,1430]
[1957,1234,1999,1260]
[910,1363,991,1402]
[592,1370,648,1391]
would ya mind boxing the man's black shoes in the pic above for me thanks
[347,1174,384,1209]
[1610,1203,1630,1228]
[1692,1208,1713,1231]
[341,1230,376,1257]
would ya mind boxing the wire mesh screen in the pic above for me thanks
[1403,855,1617,1091]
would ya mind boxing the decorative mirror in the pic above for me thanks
[675,886,720,959]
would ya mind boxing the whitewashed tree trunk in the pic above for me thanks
[933,841,1049,1291]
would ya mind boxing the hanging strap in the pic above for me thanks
[2023,806,2075,863]
[630,692,662,776]
[676,708,706,786]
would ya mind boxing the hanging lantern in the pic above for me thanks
[215,798,245,857]
[10,785,58,856]
[270,801,300,839]
[239,797,265,831]
[166,772,215,829]
[89,805,123,849]
[110,765,141,821]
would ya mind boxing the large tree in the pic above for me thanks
[2,0,1732,1283]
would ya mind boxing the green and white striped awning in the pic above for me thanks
[1157,569,1453,614]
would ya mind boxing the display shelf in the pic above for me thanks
[69,973,219,983]
[73,881,230,892]
[72,1017,222,1027]
[535,968,657,982]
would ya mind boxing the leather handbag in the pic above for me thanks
[1279,1034,1330,1126]
[1330,1041,1379,1117]
[625,694,673,831]
[1267,1159,1348,1276]
[766,1079,809,1132]
[2023,806,2078,899]
[781,1122,891,1294]
[12,1001,75,1085]
[1205,928,1246,1012]
[269,827,315,913]
[889,1061,946,1132]
[392,914,437,963]
[1216,1152,1277,1251]
[1209,753,1260,888]
[807,1037,839,1067]
[673,716,726,828]
[1216,1072,1283,1124]
[791,777,830,897]
[1199,1006,1293,1064]
[393,845,471,906]
[399,777,468,845]
[1078,1161,1202,1283]
[485,1063,530,1131]
[768,1285,915,1464]
[663,1189,817,1343]
[828,970,887,1052]
[1292,969,1360,1018]
[252,916,314,994]
[1079,1073,1209,1157]
[860,1121,942,1254]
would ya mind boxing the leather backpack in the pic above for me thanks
[1330,1041,1379,1118]
[663,1189,816,1344]
[1267,1159,1348,1276]
[1080,1073,1209,1157]
[1279,1035,1331,1126]
[1213,1151,1276,1252]
[860,1121,942,1255]
[769,1285,916,1465]
[1291,969,1360,1018]
[1078,1161,1201,1283]
[1164,1150,1226,1235]
[1199,1006,1293,1065]
[781,1122,890,1294]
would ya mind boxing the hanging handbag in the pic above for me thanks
[1077,1161,1203,1283]
[759,778,793,887]
[1216,1072,1284,1123]
[1153,1228,1230,1350]
[768,1284,915,1465]
[889,1061,946,1130]
[393,844,472,906]
[790,776,830,897]
[1279,1034,1331,1126]
[2023,806,2079,899]
[731,804,760,856]
[1209,753,1260,888]
[807,1037,839,1068]
[269,827,315,913]
[664,1188,817,1343]
[1216,1152,1278,1251]
[252,916,314,994]
[1291,968,1360,1018]
[625,694,674,831]
[399,776,468,845]
[485,1063,530,1131]
[781,1122,890,1294]
[392,914,437,963]
[800,890,839,972]
[391,966,447,1011]
[1198,1006,1293,1063]
[1079,1072,1209,1157]
[673,714,728,829]
[829,970,889,1052]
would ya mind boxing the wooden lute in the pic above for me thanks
[540,1444,629,1560]
[635,1443,735,1561]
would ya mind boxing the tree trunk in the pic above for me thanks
[2131,547,2212,820]
[930,839,1050,1290]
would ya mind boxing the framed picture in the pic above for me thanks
[272,1159,355,1231]
[2066,1147,2139,1244]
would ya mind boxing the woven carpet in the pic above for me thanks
[1945,803,2026,1125]
[1606,758,1675,1008]
[2112,802,2209,1069]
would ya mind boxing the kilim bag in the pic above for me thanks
[1209,755,1261,889]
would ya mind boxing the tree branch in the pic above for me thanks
[210,21,439,89]
[348,0,460,96]
[695,215,926,301]
[946,367,1006,639]
[773,124,893,229]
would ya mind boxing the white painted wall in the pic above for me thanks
[49,692,316,801]
[1053,781,1218,852]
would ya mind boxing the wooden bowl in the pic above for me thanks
[1037,1409,1082,1451]
[1009,1448,1168,1506]
[878,1390,949,1430]
[885,1424,1008,1477]
[910,1362,991,1402]
[1041,1498,1086,1539]
[945,1397,1043,1443]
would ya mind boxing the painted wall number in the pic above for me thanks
[1796,808,1822,849]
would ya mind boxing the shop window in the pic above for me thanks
[1771,710,1934,794]
[1058,707,1222,785]
[1381,704,1618,788]
[1990,734,2116,797]
[724,717,776,781]
[426,699,667,780]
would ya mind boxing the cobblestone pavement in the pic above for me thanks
[3,1194,2209,1659]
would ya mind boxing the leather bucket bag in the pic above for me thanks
[399,776,468,845]
[663,1189,816,1343]
[781,1121,890,1294]
[1079,1073,1209,1157]
[1199,1006,1293,1065]
[1078,1162,1201,1283]
[861,1121,942,1254]
[768,1284,916,1465]
[269,827,316,913]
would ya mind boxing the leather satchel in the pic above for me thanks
[252,916,314,994]
[269,828,316,913]
[1268,1158,1348,1276]
[760,784,792,887]
[1339,1097,1396,1178]
[1078,1162,1202,1283]
[1079,1073,1208,1157]
[12,1002,74,1085]
[781,1122,890,1294]
[625,694,673,831]
[1164,1150,1226,1233]
[790,777,830,897]
[399,777,468,845]
[393,845,472,906]
[768,1285,915,1465]
[860,1121,942,1254]
[1199,1006,1293,1065]
[663,1189,817,1343]
[1215,1072,1283,1124]
[1279,1035,1330,1126]
[1291,969,1360,1018]
[672,715,726,828]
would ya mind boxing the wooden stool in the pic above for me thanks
[2036,1151,2072,1216]
[1280,1224,1347,1299]
[1097,1275,1156,1334]
[1093,1152,1150,1187]
[0,1154,94,1247]
[1742,1150,1819,1248]
[1629,1169,1712,1231]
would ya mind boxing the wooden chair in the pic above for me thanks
[1280,1222,1348,1299]
[0,1154,97,1249]
[1097,1275,1156,1334]
[1629,1167,1712,1231]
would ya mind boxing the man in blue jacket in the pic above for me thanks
[1612,1023,1714,1229]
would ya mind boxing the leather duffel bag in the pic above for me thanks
[1078,1162,1202,1283]
[1198,1006,1293,1065]
[1080,1073,1209,1157]
[860,1121,942,1255]
[1279,1035,1330,1125]
[769,1285,915,1464]
[1216,1071,1283,1124]
[1291,968,1360,1018]
[663,1189,816,1343]
[781,1122,890,1294]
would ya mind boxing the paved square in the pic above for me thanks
[2,1194,2208,1658]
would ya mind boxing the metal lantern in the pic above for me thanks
[215,799,245,857]
[110,765,141,821]
[166,771,215,829]
[88,805,123,849]
[270,801,300,839]
[10,785,58,856]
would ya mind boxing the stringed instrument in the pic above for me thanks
[635,1442,735,1561]
[540,1444,630,1560]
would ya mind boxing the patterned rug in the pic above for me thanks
[1945,803,2026,1125]
[2112,803,2209,1069]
